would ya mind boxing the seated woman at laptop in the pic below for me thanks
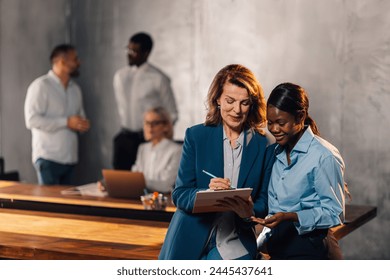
[131,107,182,194]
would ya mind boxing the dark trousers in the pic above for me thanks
[113,129,145,170]
[34,158,75,185]
[267,221,328,260]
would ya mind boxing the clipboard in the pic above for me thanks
[192,188,252,213]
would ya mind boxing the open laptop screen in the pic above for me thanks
[102,169,146,199]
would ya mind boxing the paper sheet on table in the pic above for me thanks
[61,183,108,197]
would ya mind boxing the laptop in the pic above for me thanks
[102,169,146,199]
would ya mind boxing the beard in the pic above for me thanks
[128,55,136,66]
[70,69,80,78]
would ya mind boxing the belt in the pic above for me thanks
[303,228,328,238]
[120,128,143,135]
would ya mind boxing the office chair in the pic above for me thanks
[0,157,20,181]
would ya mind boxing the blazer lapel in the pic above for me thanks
[237,131,260,188]
[204,125,224,178]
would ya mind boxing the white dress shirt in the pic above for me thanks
[24,70,86,164]
[113,62,178,131]
[131,138,182,193]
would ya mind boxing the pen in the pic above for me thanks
[202,170,235,189]
[202,170,217,178]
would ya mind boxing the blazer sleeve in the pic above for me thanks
[253,143,276,218]
[171,127,199,213]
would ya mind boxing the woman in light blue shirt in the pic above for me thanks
[251,82,345,259]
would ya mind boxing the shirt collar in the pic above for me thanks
[150,138,170,150]
[222,128,250,148]
[48,70,73,87]
[130,62,149,72]
[274,126,314,155]
[293,126,314,153]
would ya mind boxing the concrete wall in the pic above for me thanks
[0,0,389,259]
[0,0,70,182]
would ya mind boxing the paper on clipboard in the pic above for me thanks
[192,188,252,213]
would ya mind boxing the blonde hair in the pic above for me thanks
[205,64,266,134]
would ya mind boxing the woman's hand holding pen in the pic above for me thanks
[202,169,254,217]
[208,177,231,190]
[202,170,232,190]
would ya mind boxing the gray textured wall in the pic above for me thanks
[0,0,389,259]
[0,0,70,183]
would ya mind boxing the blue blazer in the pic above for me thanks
[158,124,275,260]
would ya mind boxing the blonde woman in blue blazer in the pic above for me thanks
[159,64,275,260]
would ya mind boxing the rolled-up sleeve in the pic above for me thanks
[296,154,345,234]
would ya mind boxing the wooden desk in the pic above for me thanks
[330,204,377,240]
[0,181,377,241]
[0,181,175,221]
[0,206,376,260]
[0,208,168,260]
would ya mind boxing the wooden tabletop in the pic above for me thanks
[0,181,176,211]
[0,204,376,260]
[0,181,377,244]
[330,204,377,240]
[0,208,168,260]
[0,181,175,221]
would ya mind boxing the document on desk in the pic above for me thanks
[61,183,108,197]
[192,188,252,213]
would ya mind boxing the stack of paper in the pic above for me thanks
[61,183,108,197]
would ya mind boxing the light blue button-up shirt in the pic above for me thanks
[268,126,345,235]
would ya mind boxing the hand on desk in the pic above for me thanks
[97,180,106,192]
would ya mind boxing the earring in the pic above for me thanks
[217,105,221,109]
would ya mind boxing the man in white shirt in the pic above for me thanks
[24,44,90,185]
[113,32,178,170]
